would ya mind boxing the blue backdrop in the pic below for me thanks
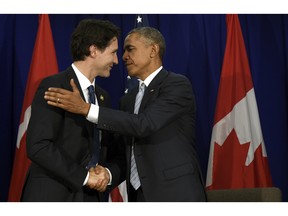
[1,14,287,202]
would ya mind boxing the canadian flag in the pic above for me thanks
[206,14,273,189]
[8,14,58,201]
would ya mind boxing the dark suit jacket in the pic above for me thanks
[22,66,125,202]
[98,68,207,201]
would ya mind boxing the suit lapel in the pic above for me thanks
[95,86,106,107]
[95,85,112,164]
[122,87,138,114]
[139,68,169,112]
[67,66,94,152]
[66,66,86,101]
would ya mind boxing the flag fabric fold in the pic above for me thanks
[8,14,58,201]
[206,14,273,190]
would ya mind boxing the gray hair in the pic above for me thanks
[128,27,166,61]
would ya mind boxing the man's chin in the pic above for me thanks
[127,71,136,77]
[103,71,111,77]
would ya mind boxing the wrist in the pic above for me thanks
[105,168,112,185]
[82,103,91,117]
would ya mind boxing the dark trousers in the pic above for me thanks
[129,184,145,202]
[83,186,100,202]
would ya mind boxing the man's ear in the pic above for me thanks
[150,44,159,58]
[89,45,97,57]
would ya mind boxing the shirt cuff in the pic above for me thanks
[86,104,99,124]
[83,171,89,186]
[105,168,112,185]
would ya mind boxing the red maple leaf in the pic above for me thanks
[210,129,273,189]
[211,129,250,189]
[244,144,273,187]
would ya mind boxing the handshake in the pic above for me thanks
[86,165,110,192]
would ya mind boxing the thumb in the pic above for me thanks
[94,166,101,174]
[70,79,78,93]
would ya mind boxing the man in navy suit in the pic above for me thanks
[44,27,207,202]
[22,19,125,201]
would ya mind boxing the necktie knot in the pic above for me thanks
[139,82,146,92]
[134,82,146,114]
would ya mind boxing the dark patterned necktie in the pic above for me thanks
[87,85,100,169]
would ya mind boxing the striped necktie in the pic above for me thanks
[130,82,145,190]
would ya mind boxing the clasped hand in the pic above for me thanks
[87,165,110,192]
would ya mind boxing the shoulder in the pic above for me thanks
[160,70,194,97]
[162,70,192,88]
[41,67,71,84]
[40,66,73,87]
[167,71,190,82]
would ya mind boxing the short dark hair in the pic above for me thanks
[71,19,120,61]
[128,27,166,61]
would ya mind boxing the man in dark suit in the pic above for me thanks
[44,27,207,201]
[21,19,125,201]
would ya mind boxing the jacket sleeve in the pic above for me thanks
[26,76,87,192]
[97,74,195,138]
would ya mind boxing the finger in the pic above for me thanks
[44,92,64,103]
[44,94,57,102]
[47,87,71,95]
[44,91,59,98]
[44,95,65,105]
[90,167,99,175]
[99,184,107,192]
[70,79,79,93]
[95,183,106,192]
[93,182,102,190]
[97,179,105,186]
[47,100,65,108]
[94,166,103,174]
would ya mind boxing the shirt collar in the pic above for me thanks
[72,63,95,91]
[142,66,163,87]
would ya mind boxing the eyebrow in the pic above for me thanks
[124,44,134,49]
[110,47,118,53]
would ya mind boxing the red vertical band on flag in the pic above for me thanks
[206,14,273,190]
[8,14,58,201]
[110,186,124,202]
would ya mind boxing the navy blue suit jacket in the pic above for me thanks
[22,66,125,201]
[98,68,206,201]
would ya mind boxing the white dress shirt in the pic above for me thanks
[86,66,163,124]
[71,64,112,186]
